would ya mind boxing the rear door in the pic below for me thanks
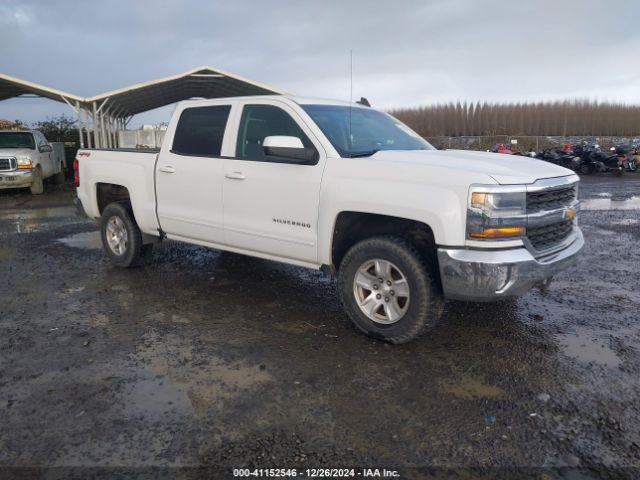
[155,103,232,244]
[222,100,326,264]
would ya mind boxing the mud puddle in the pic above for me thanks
[56,231,101,250]
[556,328,621,368]
[1,206,83,233]
[439,376,505,399]
[0,206,76,220]
[130,332,272,417]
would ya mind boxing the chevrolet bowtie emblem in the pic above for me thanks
[564,207,576,220]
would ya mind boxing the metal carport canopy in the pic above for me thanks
[0,65,285,148]
[0,71,82,106]
[83,65,284,117]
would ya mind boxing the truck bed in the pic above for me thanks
[75,148,160,235]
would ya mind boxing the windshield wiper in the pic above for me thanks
[347,149,379,158]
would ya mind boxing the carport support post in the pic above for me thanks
[113,109,124,148]
[113,111,124,147]
[110,117,115,148]
[110,116,116,148]
[100,112,108,149]
[113,114,119,147]
[104,109,113,149]
[86,110,93,148]
[84,110,96,148]
[106,114,111,148]
[75,101,84,149]
[103,113,110,148]
[92,102,99,148]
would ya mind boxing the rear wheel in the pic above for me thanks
[30,167,44,194]
[338,236,444,344]
[100,203,152,268]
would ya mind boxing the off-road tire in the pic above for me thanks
[100,202,152,268]
[30,167,44,195]
[53,164,66,184]
[338,236,444,344]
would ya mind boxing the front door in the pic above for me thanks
[155,104,232,245]
[222,102,325,264]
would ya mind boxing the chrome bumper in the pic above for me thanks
[437,228,584,302]
[0,170,33,189]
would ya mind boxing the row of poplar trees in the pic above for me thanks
[391,100,640,138]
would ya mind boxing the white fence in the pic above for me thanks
[116,130,166,149]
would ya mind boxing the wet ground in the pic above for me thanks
[0,176,639,478]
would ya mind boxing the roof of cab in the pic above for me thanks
[177,94,370,109]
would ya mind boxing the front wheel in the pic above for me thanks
[30,167,44,194]
[100,203,152,268]
[338,236,444,344]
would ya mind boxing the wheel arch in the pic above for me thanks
[328,211,439,280]
[96,182,132,215]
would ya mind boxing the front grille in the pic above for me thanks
[526,186,576,212]
[0,157,15,171]
[528,219,574,251]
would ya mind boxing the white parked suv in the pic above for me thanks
[75,96,583,343]
[0,130,66,194]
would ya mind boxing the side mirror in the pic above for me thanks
[263,136,317,164]
[39,144,53,153]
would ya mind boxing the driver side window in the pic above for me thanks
[235,104,316,163]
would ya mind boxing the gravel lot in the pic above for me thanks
[1,175,639,478]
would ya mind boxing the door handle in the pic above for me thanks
[159,165,176,174]
[225,171,246,180]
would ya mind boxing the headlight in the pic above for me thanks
[467,185,526,240]
[16,155,33,169]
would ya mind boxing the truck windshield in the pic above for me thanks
[301,104,434,157]
[0,132,35,149]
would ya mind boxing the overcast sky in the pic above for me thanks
[1,0,639,127]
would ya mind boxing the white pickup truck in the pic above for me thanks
[75,95,583,343]
[0,130,66,194]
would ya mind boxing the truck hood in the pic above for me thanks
[366,149,574,185]
[0,148,36,158]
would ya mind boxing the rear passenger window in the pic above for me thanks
[172,105,231,156]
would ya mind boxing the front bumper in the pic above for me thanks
[0,170,33,189]
[437,228,584,301]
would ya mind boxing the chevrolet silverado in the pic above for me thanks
[74,96,583,343]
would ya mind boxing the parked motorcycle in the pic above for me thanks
[610,145,637,172]
[490,143,513,154]
[573,143,623,176]
[536,149,575,169]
